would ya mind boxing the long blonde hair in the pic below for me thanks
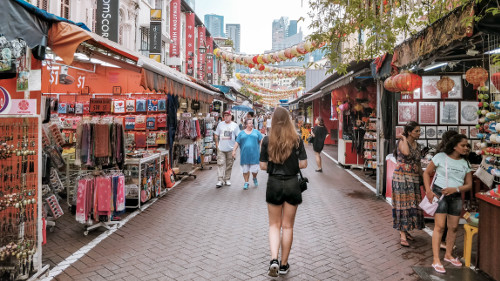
[268,107,299,164]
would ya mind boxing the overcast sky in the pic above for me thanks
[194,0,313,54]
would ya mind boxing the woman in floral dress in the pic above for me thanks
[392,121,425,247]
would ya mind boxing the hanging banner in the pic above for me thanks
[169,0,181,57]
[197,26,206,80]
[185,12,195,76]
[96,0,119,43]
[206,36,213,84]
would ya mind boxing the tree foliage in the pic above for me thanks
[307,0,496,73]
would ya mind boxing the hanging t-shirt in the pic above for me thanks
[215,121,240,152]
[236,129,263,165]
[432,152,471,188]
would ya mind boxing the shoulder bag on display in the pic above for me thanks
[419,158,447,216]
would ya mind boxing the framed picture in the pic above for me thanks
[437,126,448,138]
[395,126,404,138]
[446,76,463,99]
[113,86,122,94]
[417,139,427,148]
[426,126,438,138]
[490,63,500,94]
[448,126,458,132]
[440,101,459,125]
[428,139,438,150]
[460,101,479,125]
[398,102,418,124]
[419,126,426,138]
[413,88,421,99]
[471,139,481,151]
[470,126,479,138]
[458,126,469,137]
[422,76,441,99]
[418,101,438,125]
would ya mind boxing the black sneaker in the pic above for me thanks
[268,259,279,277]
[279,263,290,275]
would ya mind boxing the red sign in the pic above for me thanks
[90,98,112,113]
[169,0,181,57]
[197,26,206,80]
[206,36,213,84]
[185,12,195,76]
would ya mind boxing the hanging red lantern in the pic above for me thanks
[392,71,422,99]
[491,72,500,92]
[258,64,265,71]
[383,76,398,92]
[436,76,455,99]
[465,67,488,89]
[252,55,259,64]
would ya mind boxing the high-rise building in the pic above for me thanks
[288,20,297,37]
[225,24,241,53]
[272,17,288,51]
[204,14,224,38]
[185,0,195,10]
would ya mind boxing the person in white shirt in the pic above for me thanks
[214,111,240,188]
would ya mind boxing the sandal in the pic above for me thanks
[432,263,446,273]
[400,239,410,247]
[444,257,462,267]
[405,232,415,241]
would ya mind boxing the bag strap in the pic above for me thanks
[445,157,448,188]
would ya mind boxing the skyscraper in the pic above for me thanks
[288,20,297,37]
[204,14,224,38]
[226,24,241,53]
[272,17,288,51]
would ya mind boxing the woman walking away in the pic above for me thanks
[232,119,263,190]
[311,117,329,172]
[423,134,472,274]
[392,121,425,247]
[260,107,307,277]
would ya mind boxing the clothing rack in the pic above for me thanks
[173,114,200,180]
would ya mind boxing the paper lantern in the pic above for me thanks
[213,48,220,57]
[383,76,398,92]
[235,56,242,64]
[291,46,300,56]
[436,76,455,99]
[284,48,294,59]
[272,53,281,62]
[297,43,307,54]
[465,67,488,89]
[258,64,265,71]
[393,71,422,98]
[491,72,500,92]
[248,63,255,68]
[262,55,271,64]
[252,55,259,64]
[257,55,265,65]
[278,50,287,60]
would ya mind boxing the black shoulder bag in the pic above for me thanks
[296,140,308,192]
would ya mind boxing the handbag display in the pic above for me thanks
[419,158,447,216]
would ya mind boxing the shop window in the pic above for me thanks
[61,0,70,19]
[140,27,150,56]
[155,0,163,9]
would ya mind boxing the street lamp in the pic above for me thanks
[199,45,206,54]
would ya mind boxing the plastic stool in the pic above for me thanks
[463,223,478,267]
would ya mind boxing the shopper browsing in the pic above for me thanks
[423,134,472,274]
[259,107,307,277]
[310,116,329,172]
[214,111,240,188]
[232,119,264,190]
[392,121,425,247]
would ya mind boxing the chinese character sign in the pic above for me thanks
[197,26,206,80]
[185,12,195,76]
[169,0,181,57]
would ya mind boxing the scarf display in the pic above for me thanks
[76,122,125,168]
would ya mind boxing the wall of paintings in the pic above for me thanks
[395,75,478,150]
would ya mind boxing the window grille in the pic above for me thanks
[61,0,70,19]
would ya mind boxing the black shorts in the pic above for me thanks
[266,175,302,206]
[433,185,462,216]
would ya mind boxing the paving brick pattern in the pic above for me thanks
[43,145,476,280]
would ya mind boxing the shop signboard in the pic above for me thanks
[149,22,162,54]
[197,26,206,81]
[0,87,37,115]
[185,13,195,76]
[206,36,213,84]
[96,0,119,43]
[90,98,112,113]
[169,0,181,57]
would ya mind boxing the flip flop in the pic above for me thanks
[400,239,410,247]
[444,257,462,267]
[432,263,446,273]
[405,232,415,241]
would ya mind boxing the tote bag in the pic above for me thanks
[419,158,447,216]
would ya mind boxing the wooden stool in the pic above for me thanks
[463,223,478,267]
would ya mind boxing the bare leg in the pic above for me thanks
[432,213,447,265]
[444,215,460,260]
[280,202,298,265]
[314,152,322,170]
[252,172,258,180]
[268,203,283,260]
[243,172,250,183]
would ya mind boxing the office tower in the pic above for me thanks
[272,17,288,50]
[288,20,297,37]
[226,24,241,53]
[204,14,224,37]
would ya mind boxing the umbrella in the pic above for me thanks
[231,105,254,112]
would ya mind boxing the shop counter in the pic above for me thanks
[476,193,500,281]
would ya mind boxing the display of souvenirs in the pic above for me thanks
[135,115,146,130]
[83,102,90,114]
[135,132,147,148]
[67,103,75,114]
[147,99,158,112]
[156,131,167,145]
[146,116,157,130]
[136,99,147,112]
[126,99,136,112]
[58,102,67,114]
[113,100,126,113]
[75,102,84,114]
[147,132,157,146]
[125,116,135,130]
[158,99,167,111]
[157,114,167,128]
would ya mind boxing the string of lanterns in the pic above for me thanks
[246,87,291,98]
[236,74,303,95]
[236,73,288,80]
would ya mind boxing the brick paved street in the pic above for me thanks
[43,145,479,281]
